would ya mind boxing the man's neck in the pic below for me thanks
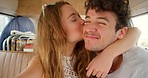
[109,54,123,73]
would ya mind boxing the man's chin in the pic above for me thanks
[85,46,101,52]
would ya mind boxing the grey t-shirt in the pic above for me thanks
[106,46,148,78]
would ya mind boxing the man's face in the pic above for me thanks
[83,9,121,52]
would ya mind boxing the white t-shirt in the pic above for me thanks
[107,46,148,78]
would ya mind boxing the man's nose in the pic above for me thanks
[84,23,97,32]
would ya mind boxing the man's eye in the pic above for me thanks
[98,22,106,26]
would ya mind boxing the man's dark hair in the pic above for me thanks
[85,0,131,32]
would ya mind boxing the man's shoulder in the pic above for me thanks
[123,46,148,64]
[107,46,148,78]
[127,46,148,52]
[125,46,148,56]
[120,46,148,76]
[123,46,148,63]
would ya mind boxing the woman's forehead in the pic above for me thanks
[61,4,78,17]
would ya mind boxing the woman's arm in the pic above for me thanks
[86,27,141,78]
[101,27,141,58]
[15,56,43,78]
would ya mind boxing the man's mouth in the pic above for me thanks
[85,35,100,39]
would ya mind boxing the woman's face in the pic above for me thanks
[61,4,84,43]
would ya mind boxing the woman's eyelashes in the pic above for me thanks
[71,18,77,22]
[70,15,81,22]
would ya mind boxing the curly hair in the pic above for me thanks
[85,0,131,32]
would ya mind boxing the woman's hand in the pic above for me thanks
[86,52,114,78]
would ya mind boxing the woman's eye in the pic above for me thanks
[72,19,77,21]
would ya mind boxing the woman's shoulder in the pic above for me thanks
[15,56,43,78]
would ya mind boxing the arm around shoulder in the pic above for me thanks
[102,27,141,58]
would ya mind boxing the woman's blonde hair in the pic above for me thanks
[74,41,95,78]
[35,1,93,78]
[35,1,69,78]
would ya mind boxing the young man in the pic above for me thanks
[83,0,148,78]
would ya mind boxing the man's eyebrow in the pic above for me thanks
[67,13,76,19]
[97,17,109,22]
[85,16,109,22]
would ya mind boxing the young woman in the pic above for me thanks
[16,1,140,78]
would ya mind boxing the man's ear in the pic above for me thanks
[117,27,128,39]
